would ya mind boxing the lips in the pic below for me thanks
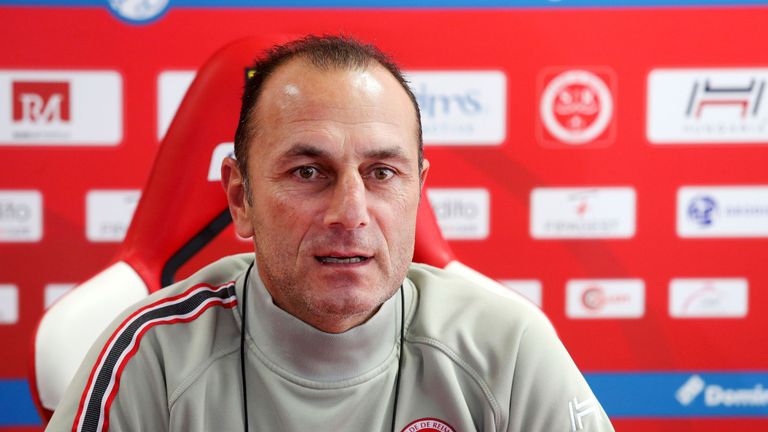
[316,256,370,264]
[315,252,373,264]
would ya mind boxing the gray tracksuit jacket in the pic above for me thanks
[47,253,614,432]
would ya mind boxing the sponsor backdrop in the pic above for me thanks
[1,1,768,431]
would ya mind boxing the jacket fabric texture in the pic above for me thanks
[47,253,614,432]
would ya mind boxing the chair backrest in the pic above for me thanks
[31,35,511,422]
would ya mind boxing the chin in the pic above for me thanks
[307,285,395,320]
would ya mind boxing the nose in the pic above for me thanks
[323,171,370,229]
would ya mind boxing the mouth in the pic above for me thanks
[315,256,371,265]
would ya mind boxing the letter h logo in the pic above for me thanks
[686,78,765,119]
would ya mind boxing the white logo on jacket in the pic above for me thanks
[569,396,597,431]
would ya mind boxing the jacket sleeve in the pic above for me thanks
[506,313,615,432]
[45,312,170,432]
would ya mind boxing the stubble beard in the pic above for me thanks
[253,238,408,332]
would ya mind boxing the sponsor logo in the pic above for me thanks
[108,0,170,23]
[427,188,490,240]
[44,283,76,309]
[157,70,196,140]
[0,284,19,324]
[566,279,645,319]
[677,375,768,408]
[499,279,542,307]
[406,71,506,145]
[669,278,748,318]
[207,142,235,181]
[0,190,43,242]
[677,375,706,406]
[13,81,70,124]
[85,190,140,242]
[688,78,763,119]
[677,186,768,237]
[705,385,768,407]
[586,371,768,416]
[538,69,615,147]
[569,396,598,432]
[687,195,718,226]
[530,187,635,239]
[647,69,768,144]
[401,418,456,432]
[0,71,122,146]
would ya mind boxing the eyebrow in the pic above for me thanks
[280,144,330,160]
[362,147,409,163]
[279,144,410,163]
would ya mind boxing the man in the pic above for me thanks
[47,36,614,431]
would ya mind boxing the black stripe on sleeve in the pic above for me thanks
[79,285,234,432]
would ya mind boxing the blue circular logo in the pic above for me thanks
[688,196,718,226]
[109,0,170,24]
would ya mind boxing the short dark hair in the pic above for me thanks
[233,35,423,196]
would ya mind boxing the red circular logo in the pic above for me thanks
[400,418,456,432]
[540,70,614,145]
[553,83,601,133]
[581,286,606,311]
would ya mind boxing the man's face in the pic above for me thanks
[226,58,428,333]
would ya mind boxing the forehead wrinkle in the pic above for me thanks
[279,143,331,160]
[284,116,403,128]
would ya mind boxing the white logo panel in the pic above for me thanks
[406,71,506,145]
[157,70,195,140]
[669,278,748,318]
[0,190,42,242]
[86,190,140,242]
[0,70,122,145]
[0,284,19,324]
[566,279,645,319]
[648,68,768,144]
[678,186,768,237]
[427,188,490,240]
[499,279,542,307]
[207,142,235,181]
[531,187,636,239]
[44,283,76,309]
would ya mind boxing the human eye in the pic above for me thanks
[370,166,396,181]
[292,166,323,181]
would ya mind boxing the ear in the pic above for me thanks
[221,157,255,239]
[419,158,430,192]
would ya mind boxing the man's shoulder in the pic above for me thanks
[158,252,253,299]
[92,254,251,395]
[404,266,614,432]
[105,251,250,333]
[407,261,549,331]
[113,252,252,348]
[46,255,253,431]
[405,262,556,360]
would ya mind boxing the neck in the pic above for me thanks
[240,269,409,382]
[299,306,383,334]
